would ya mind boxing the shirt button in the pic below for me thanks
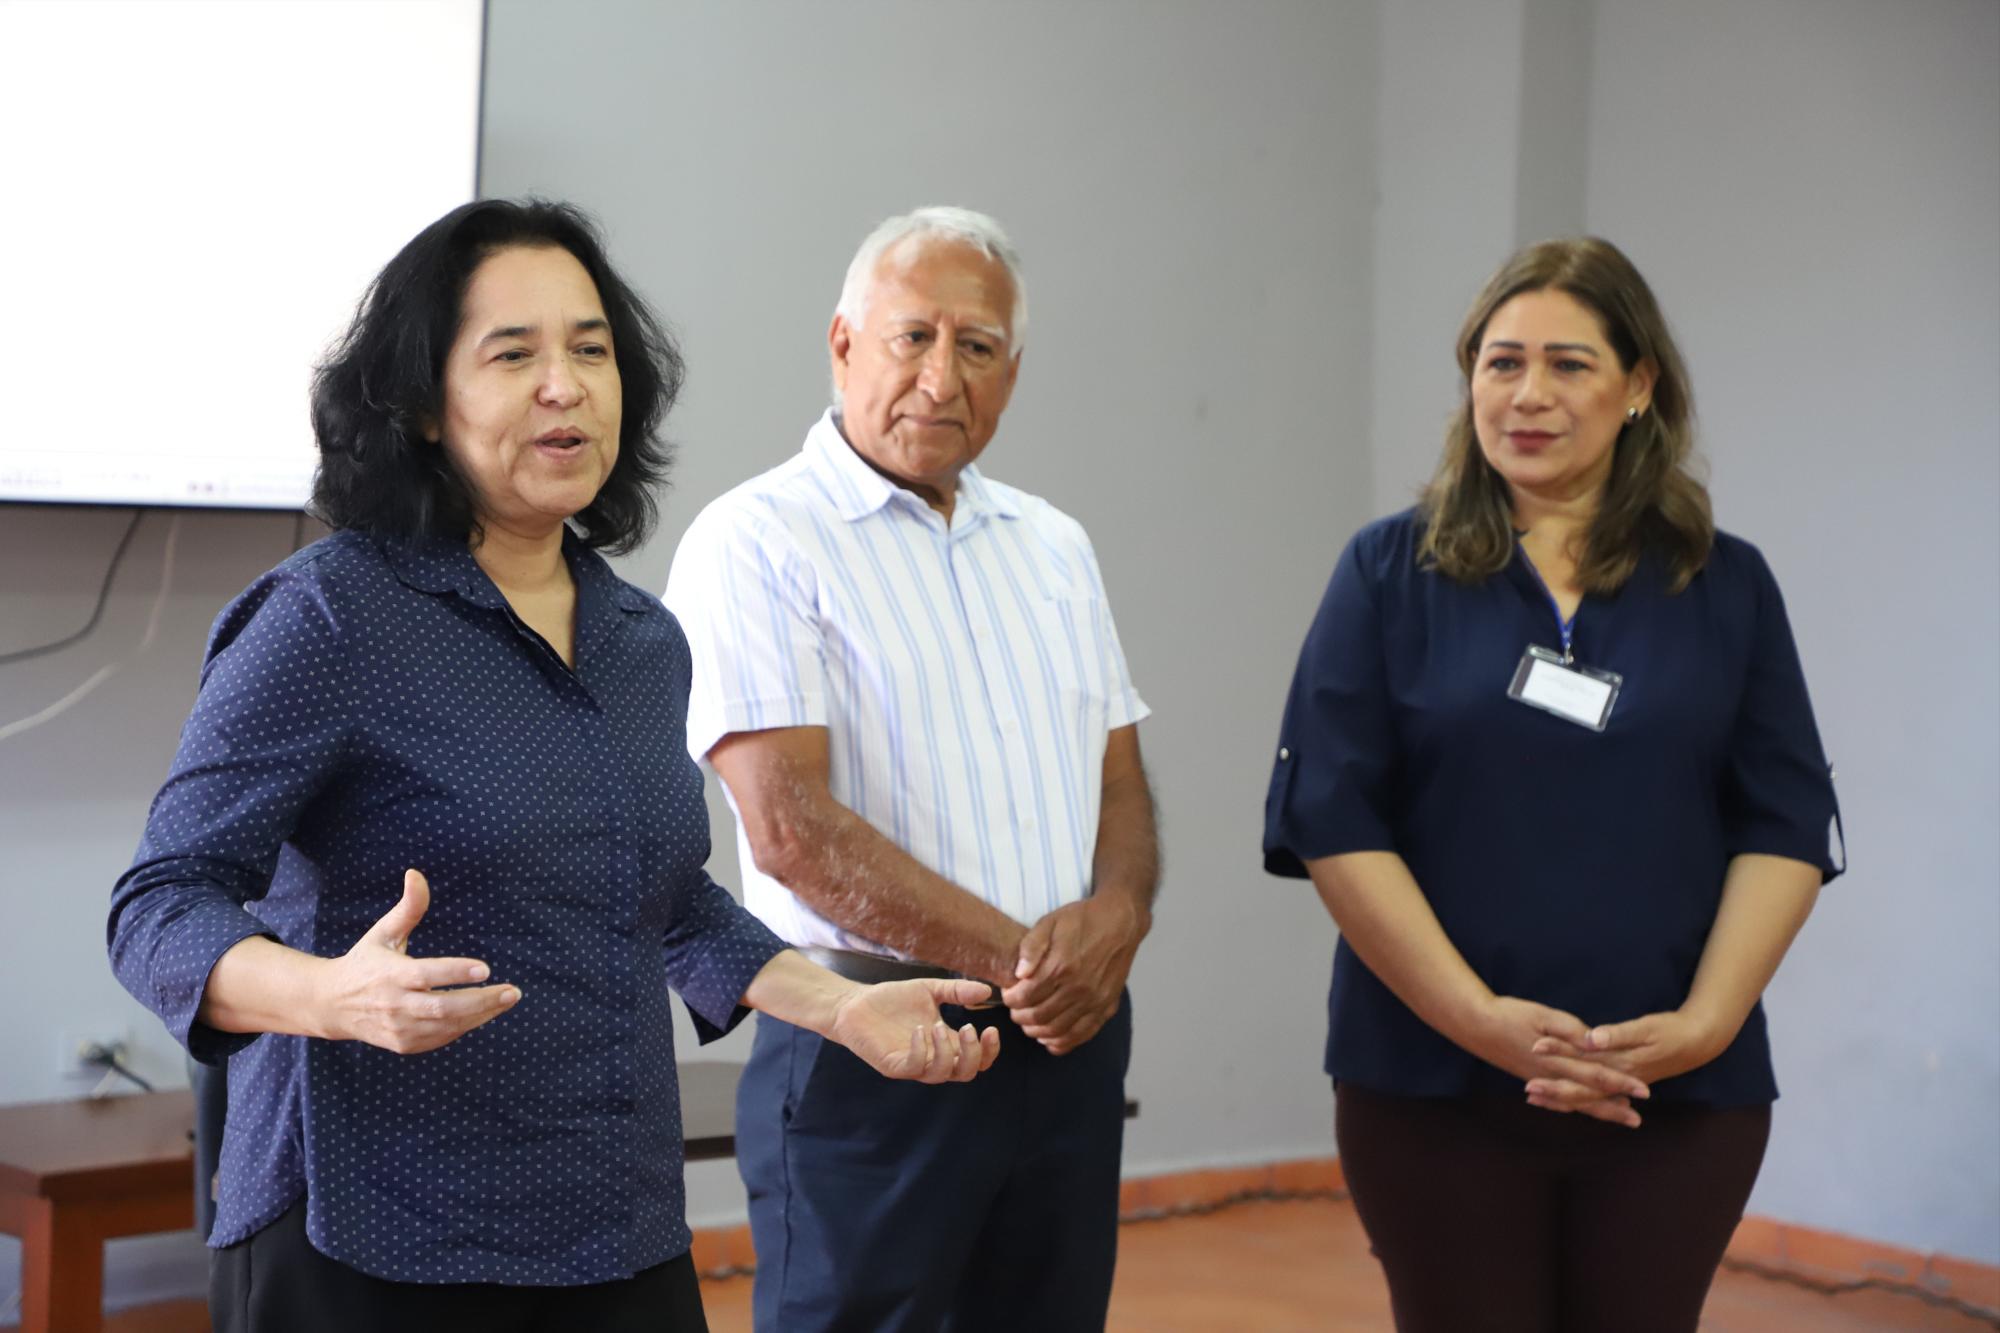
[1022,817,1038,833]
[1278,747,1291,761]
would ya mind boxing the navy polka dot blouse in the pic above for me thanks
[108,528,787,1285]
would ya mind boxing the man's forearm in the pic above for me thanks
[1088,767,1159,930]
[712,730,1028,984]
[763,796,1027,986]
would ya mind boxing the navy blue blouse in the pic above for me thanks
[108,529,787,1284]
[1264,509,1843,1107]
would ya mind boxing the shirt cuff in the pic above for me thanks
[1726,817,1847,884]
[161,903,283,1064]
[688,692,827,762]
[684,929,789,1045]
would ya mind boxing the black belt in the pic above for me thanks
[795,946,1001,1008]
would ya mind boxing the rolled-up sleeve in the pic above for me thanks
[660,868,789,1043]
[1263,534,1400,878]
[107,568,354,1062]
[1720,547,1845,881]
[665,504,829,762]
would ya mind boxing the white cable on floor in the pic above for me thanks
[0,512,182,744]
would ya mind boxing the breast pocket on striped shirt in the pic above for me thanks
[1032,594,1111,719]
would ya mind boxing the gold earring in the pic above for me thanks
[1625,407,1639,422]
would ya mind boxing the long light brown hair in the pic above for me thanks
[1419,237,1713,594]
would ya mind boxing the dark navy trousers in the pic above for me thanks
[737,993,1132,1333]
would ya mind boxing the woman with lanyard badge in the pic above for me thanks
[1263,237,1842,1333]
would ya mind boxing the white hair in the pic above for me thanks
[835,205,1028,356]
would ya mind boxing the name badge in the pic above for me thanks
[1507,646,1621,732]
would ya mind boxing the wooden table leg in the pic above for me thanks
[14,1196,105,1333]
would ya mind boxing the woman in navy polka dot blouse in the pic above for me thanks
[108,199,1000,1333]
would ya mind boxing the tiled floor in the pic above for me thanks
[45,1198,1999,1331]
[700,1198,1996,1332]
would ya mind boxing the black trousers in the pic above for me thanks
[1335,1083,1771,1333]
[209,1198,708,1333]
[737,994,1132,1333]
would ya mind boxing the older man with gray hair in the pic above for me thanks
[665,206,1158,1331]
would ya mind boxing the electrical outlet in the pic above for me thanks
[56,1029,128,1079]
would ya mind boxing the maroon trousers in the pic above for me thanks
[1335,1083,1771,1333]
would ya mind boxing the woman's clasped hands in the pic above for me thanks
[1524,1008,1731,1127]
[1471,995,1731,1128]
[1463,995,1650,1128]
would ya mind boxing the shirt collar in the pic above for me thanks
[384,527,652,615]
[804,409,1020,524]
[956,463,1020,521]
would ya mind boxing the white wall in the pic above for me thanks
[2,0,1994,1313]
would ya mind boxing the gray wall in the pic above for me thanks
[1,0,1994,1312]
[1367,0,2000,1264]
[1583,0,2000,1265]
[473,0,1384,1222]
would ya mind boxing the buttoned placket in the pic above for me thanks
[574,570,648,1247]
[935,497,1039,924]
[802,424,1069,924]
[483,565,646,1247]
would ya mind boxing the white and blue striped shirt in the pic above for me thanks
[665,411,1150,955]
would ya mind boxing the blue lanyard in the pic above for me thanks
[1520,544,1578,663]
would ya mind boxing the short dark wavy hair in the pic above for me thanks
[309,198,682,554]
